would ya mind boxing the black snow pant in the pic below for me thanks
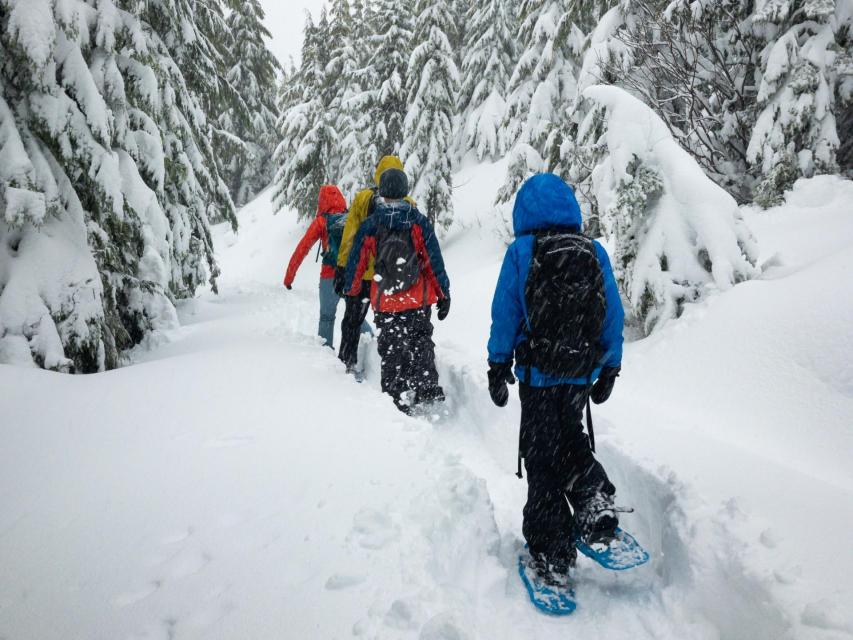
[375,307,443,412]
[520,382,615,566]
[338,280,372,368]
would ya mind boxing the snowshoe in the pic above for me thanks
[518,552,577,616]
[576,527,649,571]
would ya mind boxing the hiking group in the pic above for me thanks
[284,159,628,597]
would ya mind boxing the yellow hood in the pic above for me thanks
[374,155,405,187]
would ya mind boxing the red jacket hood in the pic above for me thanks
[317,185,347,215]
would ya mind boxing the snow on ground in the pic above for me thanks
[1,170,852,639]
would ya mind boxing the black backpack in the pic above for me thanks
[374,217,421,297]
[517,231,606,378]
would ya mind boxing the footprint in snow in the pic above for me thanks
[348,508,399,550]
[112,581,161,607]
[163,548,212,581]
[160,526,194,545]
[419,613,471,640]
[324,574,367,590]
[384,599,420,631]
[204,435,255,448]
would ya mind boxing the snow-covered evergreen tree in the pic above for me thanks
[344,0,385,189]
[326,0,365,196]
[142,0,236,223]
[458,0,517,161]
[748,0,848,206]
[277,59,300,117]
[0,0,233,372]
[837,6,853,178]
[147,0,229,122]
[503,1,576,151]
[367,0,414,158]
[446,0,467,67]
[569,86,759,333]
[498,0,580,202]
[216,0,281,206]
[272,12,338,219]
[401,0,459,227]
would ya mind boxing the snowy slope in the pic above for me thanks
[1,173,852,639]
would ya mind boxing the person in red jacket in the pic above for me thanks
[284,185,369,348]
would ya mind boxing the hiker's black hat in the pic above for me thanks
[378,168,409,199]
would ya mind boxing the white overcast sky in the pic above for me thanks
[259,0,327,69]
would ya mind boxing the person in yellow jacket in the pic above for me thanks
[334,156,416,372]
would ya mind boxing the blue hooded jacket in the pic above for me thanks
[487,174,624,386]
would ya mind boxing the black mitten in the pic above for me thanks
[488,361,516,407]
[590,366,621,404]
[333,267,346,296]
[436,297,451,321]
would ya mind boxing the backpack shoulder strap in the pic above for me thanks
[367,188,379,217]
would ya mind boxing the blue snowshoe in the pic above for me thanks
[518,553,577,616]
[576,527,649,571]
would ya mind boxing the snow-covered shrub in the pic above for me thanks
[748,0,848,207]
[583,0,764,204]
[568,86,760,333]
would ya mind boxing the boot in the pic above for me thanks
[415,385,445,405]
[526,549,576,587]
[574,492,619,545]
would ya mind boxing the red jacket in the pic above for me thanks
[345,203,450,313]
[284,186,347,286]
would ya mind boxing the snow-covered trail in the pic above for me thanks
[0,268,777,639]
[2,174,852,639]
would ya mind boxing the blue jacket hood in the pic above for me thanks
[512,174,583,236]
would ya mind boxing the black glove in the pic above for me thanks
[590,366,620,404]
[285,284,292,290]
[488,361,515,407]
[333,267,346,296]
[436,297,451,321]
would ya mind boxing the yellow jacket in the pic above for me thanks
[337,155,416,281]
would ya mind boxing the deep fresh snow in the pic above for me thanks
[1,168,852,639]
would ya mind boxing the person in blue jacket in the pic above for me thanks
[487,173,624,582]
[344,169,451,413]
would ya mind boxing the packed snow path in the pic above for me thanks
[2,174,852,639]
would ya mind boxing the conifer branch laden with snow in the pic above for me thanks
[568,86,760,334]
